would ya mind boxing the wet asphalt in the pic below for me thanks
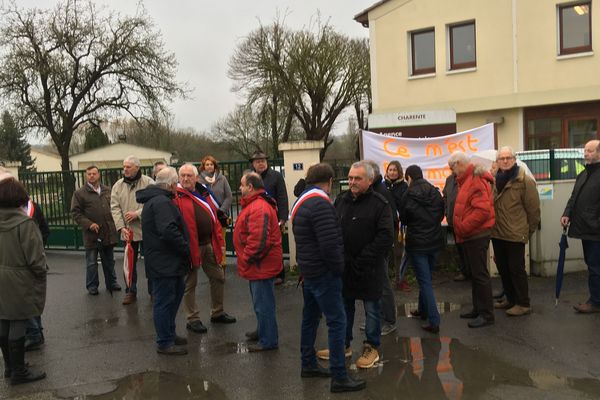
[1,251,600,400]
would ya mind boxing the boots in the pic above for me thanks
[8,337,46,385]
[0,336,10,378]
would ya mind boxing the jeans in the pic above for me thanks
[409,251,441,327]
[582,240,600,306]
[344,297,381,348]
[249,279,278,348]
[85,245,117,290]
[25,316,43,342]
[301,272,347,380]
[151,276,185,348]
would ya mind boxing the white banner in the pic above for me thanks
[362,124,495,190]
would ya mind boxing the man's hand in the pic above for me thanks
[125,211,138,223]
[89,223,100,233]
[560,216,570,228]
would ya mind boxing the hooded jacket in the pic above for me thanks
[398,178,444,253]
[0,208,47,320]
[453,164,495,243]
[233,189,283,280]
[491,166,540,243]
[136,185,190,279]
[335,188,394,301]
[563,162,600,241]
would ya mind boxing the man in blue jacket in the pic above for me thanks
[292,163,365,393]
[136,167,190,355]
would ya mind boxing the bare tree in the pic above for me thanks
[0,0,187,173]
[228,20,295,157]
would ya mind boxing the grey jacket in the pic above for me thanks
[0,208,47,320]
[199,171,233,215]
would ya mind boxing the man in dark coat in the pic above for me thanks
[250,150,288,284]
[71,165,121,296]
[444,172,470,281]
[136,167,190,355]
[325,161,393,370]
[562,139,600,313]
[292,163,366,393]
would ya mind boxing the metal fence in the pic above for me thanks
[516,148,585,181]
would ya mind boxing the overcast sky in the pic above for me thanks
[20,0,373,135]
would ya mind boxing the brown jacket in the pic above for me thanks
[491,167,540,243]
[71,183,118,249]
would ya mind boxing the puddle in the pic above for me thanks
[62,371,227,400]
[356,337,600,399]
[398,302,462,318]
[214,342,250,354]
[84,317,120,329]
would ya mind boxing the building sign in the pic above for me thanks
[368,109,457,129]
[537,183,554,200]
[293,163,304,171]
[361,123,495,190]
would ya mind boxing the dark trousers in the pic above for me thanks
[151,276,185,348]
[301,272,347,380]
[129,241,152,295]
[492,239,529,307]
[380,254,397,325]
[450,227,470,278]
[462,236,494,321]
[582,240,600,306]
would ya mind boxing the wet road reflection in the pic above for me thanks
[74,371,227,400]
[356,337,600,399]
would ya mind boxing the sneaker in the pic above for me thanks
[122,292,136,305]
[316,346,352,361]
[245,330,258,341]
[380,324,397,336]
[355,344,379,369]
[110,283,122,292]
[506,305,531,316]
[88,287,99,296]
[157,345,187,356]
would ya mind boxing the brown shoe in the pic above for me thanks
[573,303,600,314]
[122,292,136,305]
[506,305,531,316]
[356,344,379,369]
[494,300,513,309]
[316,347,352,361]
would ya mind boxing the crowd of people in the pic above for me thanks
[0,139,599,393]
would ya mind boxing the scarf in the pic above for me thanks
[496,164,519,193]
[201,170,216,185]
[123,169,142,186]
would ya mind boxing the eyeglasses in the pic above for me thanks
[497,157,515,161]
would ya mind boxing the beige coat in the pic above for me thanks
[491,167,540,243]
[110,175,154,241]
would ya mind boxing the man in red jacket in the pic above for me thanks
[234,172,283,352]
[449,152,496,328]
[176,164,235,336]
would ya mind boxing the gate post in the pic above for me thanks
[278,141,324,269]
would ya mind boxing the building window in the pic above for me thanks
[559,2,592,55]
[525,101,600,150]
[449,21,476,69]
[410,28,435,75]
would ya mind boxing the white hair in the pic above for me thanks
[364,160,381,176]
[497,146,516,158]
[124,155,141,167]
[351,161,375,180]
[448,152,470,165]
[155,167,178,186]
[179,163,199,177]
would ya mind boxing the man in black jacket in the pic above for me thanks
[250,150,289,285]
[319,161,393,370]
[292,163,365,393]
[562,139,600,314]
[136,167,190,355]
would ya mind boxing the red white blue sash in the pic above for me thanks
[21,199,35,218]
[290,188,331,223]
[176,184,217,223]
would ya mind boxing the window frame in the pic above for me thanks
[410,27,436,76]
[448,21,477,70]
[558,1,592,55]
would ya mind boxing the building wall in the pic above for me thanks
[457,108,523,150]
[368,0,600,114]
[30,150,62,172]
[70,143,171,170]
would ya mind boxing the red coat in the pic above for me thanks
[453,163,495,243]
[233,190,283,280]
[175,187,224,268]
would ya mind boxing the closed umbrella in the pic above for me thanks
[122,227,135,291]
[555,227,569,306]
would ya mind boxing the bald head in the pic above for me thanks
[584,140,600,165]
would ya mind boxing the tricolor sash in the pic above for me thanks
[290,187,331,223]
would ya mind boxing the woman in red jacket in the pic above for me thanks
[449,152,496,329]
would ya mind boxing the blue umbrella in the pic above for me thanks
[555,227,569,306]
